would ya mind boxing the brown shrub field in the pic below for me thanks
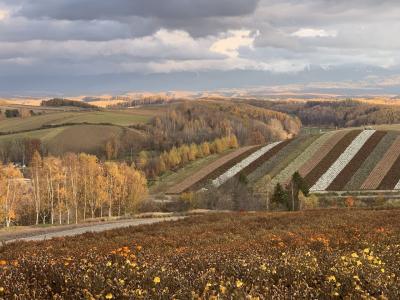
[1,209,400,299]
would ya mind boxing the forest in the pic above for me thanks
[0,152,147,227]
[41,98,100,110]
[246,99,400,127]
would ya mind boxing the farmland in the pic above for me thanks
[1,209,400,298]
[167,127,400,197]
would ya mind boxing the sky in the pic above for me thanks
[1,0,400,96]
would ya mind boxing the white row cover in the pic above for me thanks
[395,180,400,190]
[310,130,376,192]
[212,141,282,187]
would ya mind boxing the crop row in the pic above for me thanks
[241,139,293,180]
[298,130,348,177]
[327,131,387,191]
[361,137,400,190]
[311,130,376,192]
[268,132,335,189]
[304,130,362,188]
[212,142,282,187]
[379,154,400,190]
[344,132,398,191]
[166,145,259,194]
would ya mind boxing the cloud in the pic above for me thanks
[14,0,260,20]
[1,0,400,94]
[210,30,257,58]
[0,9,8,20]
[292,28,337,38]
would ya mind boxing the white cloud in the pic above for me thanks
[210,30,256,57]
[291,28,337,38]
[0,9,9,20]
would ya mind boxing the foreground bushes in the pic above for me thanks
[0,209,399,298]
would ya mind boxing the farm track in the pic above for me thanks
[271,134,331,186]
[379,155,400,190]
[344,132,399,190]
[304,130,362,188]
[361,137,400,190]
[298,130,348,177]
[166,145,260,194]
[327,131,386,191]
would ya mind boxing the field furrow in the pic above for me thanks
[304,130,362,188]
[166,145,259,194]
[212,142,282,187]
[327,131,386,191]
[269,132,335,188]
[344,131,399,190]
[361,137,400,190]
[311,130,376,191]
[378,155,400,190]
[239,140,291,177]
[298,130,348,177]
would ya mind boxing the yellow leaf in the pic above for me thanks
[153,276,161,284]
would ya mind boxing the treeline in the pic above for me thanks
[107,96,172,109]
[246,99,400,127]
[41,98,100,110]
[139,101,301,152]
[0,152,147,227]
[137,135,239,179]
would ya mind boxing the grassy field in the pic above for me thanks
[0,110,151,133]
[0,125,126,155]
[1,209,399,298]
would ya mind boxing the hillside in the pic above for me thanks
[167,126,400,198]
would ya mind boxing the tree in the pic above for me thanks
[30,151,42,225]
[289,172,309,211]
[272,183,289,210]
[0,164,25,227]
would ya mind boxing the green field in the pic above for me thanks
[0,110,151,133]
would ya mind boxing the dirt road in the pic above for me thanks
[3,217,184,244]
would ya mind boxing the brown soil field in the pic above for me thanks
[298,130,348,177]
[46,125,125,155]
[378,155,400,190]
[1,209,400,299]
[304,130,362,187]
[327,131,387,191]
[361,137,400,190]
[166,145,260,194]
[240,140,292,176]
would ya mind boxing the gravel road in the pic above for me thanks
[5,217,184,244]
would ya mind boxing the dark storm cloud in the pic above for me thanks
[15,0,260,20]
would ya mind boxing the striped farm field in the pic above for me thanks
[166,145,260,194]
[268,132,334,188]
[212,142,284,187]
[361,137,400,190]
[167,128,400,195]
[304,130,362,188]
[326,131,387,191]
[344,132,399,190]
[311,130,376,191]
[298,130,348,178]
[378,153,400,190]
